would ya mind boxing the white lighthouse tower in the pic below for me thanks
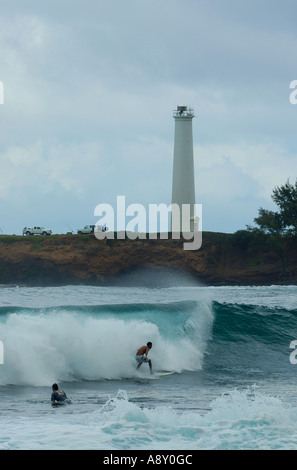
[171,105,196,233]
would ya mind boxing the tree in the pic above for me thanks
[249,179,297,279]
[253,208,284,236]
[271,179,297,235]
[251,179,297,236]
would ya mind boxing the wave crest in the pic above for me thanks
[0,300,213,385]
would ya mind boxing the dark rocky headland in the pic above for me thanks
[0,232,296,287]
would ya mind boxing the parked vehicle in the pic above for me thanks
[22,226,52,236]
[77,225,95,234]
[77,224,107,234]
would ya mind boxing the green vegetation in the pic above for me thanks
[250,179,297,237]
[0,235,21,244]
[233,179,297,279]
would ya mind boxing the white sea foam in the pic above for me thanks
[0,298,213,385]
[70,388,297,450]
[2,388,297,450]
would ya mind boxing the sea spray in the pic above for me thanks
[0,299,213,385]
[86,387,297,450]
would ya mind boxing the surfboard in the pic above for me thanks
[154,371,175,376]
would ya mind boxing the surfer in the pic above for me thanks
[51,383,71,404]
[136,342,153,374]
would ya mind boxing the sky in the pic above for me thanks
[0,0,296,235]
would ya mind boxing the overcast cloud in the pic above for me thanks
[0,0,296,235]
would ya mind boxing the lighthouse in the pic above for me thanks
[171,105,196,233]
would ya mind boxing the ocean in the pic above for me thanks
[0,283,297,451]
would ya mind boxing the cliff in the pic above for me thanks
[0,232,296,287]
